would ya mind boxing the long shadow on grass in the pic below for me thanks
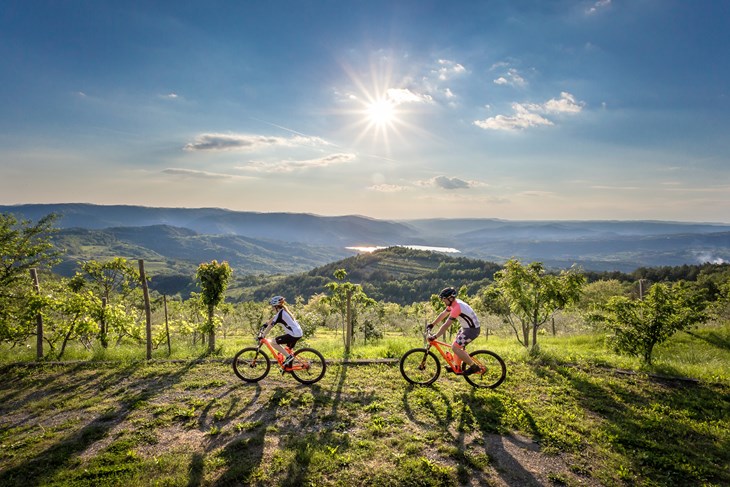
[686,330,730,351]
[540,362,730,486]
[0,360,203,487]
[458,388,543,487]
[211,386,285,486]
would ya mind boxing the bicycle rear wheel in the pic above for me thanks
[463,350,506,389]
[289,348,327,385]
[400,348,441,385]
[232,347,271,382]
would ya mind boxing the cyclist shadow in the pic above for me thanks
[455,389,542,487]
[207,385,285,486]
[401,384,454,428]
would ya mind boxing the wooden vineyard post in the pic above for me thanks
[30,269,43,360]
[139,259,152,360]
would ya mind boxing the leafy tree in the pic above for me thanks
[77,257,140,304]
[590,282,708,364]
[481,259,585,350]
[576,279,629,312]
[196,260,232,353]
[75,257,141,347]
[325,269,375,350]
[0,213,61,344]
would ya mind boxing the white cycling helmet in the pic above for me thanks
[269,295,285,306]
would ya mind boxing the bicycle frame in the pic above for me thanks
[424,326,485,375]
[256,336,308,372]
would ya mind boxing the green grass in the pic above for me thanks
[3,323,730,384]
[0,353,728,486]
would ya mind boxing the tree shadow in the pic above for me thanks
[685,330,730,351]
[0,360,201,486]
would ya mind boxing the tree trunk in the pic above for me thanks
[208,306,215,353]
[345,289,353,353]
[100,297,108,348]
[138,260,152,360]
[30,269,43,360]
[164,295,171,356]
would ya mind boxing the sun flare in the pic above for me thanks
[366,98,396,127]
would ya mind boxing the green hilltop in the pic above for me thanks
[236,246,502,305]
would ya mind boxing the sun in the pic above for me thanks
[366,98,396,127]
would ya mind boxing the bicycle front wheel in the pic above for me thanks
[232,347,271,382]
[290,348,327,385]
[400,348,441,386]
[464,350,506,389]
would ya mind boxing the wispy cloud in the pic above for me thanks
[417,176,484,190]
[161,168,235,180]
[160,92,180,100]
[239,152,356,173]
[434,59,467,81]
[493,68,527,87]
[586,0,611,15]
[367,183,408,192]
[474,92,584,131]
[386,88,432,105]
[184,133,329,152]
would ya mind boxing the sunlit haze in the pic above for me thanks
[1,1,729,222]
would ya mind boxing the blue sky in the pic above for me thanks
[1,1,729,222]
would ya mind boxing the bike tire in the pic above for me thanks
[463,350,506,389]
[232,347,271,382]
[289,348,327,385]
[399,348,441,386]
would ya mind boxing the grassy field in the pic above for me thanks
[1,325,729,486]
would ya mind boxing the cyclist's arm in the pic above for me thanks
[261,312,279,337]
[428,310,452,338]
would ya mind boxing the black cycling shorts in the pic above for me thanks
[275,334,300,348]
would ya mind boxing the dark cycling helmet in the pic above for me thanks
[269,295,285,306]
[438,287,457,299]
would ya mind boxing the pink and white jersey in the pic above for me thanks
[447,299,480,329]
[272,309,303,337]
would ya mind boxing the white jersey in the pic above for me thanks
[271,308,303,337]
[447,298,480,329]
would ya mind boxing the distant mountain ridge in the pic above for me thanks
[3,203,730,274]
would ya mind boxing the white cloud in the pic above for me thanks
[367,184,408,192]
[538,92,584,114]
[474,103,553,130]
[417,176,475,190]
[474,92,583,131]
[386,88,432,105]
[434,59,466,81]
[162,168,234,180]
[160,93,179,100]
[240,152,356,173]
[586,0,611,15]
[493,68,527,87]
[184,133,329,152]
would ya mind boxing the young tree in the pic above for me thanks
[481,259,585,350]
[196,260,232,353]
[0,213,61,344]
[75,257,141,347]
[590,282,707,364]
[325,269,375,351]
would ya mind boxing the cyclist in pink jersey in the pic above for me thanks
[427,287,481,376]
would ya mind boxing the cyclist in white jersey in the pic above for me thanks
[427,287,482,376]
[260,295,303,367]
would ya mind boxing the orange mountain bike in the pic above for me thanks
[400,324,506,388]
[232,326,326,385]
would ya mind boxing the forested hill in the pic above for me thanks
[238,246,502,305]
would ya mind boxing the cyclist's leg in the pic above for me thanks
[452,328,480,367]
[275,335,300,365]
